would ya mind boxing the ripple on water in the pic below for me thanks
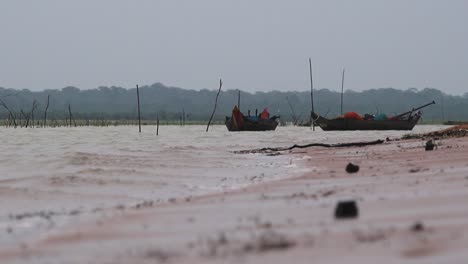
[0,125,447,215]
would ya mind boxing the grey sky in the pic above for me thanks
[1,0,467,94]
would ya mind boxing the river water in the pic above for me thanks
[0,125,446,244]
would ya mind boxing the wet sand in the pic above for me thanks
[2,132,468,263]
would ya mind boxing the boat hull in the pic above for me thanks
[225,117,278,131]
[312,113,420,131]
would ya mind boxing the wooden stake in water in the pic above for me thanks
[31,100,38,128]
[206,79,223,132]
[136,84,141,133]
[44,95,50,127]
[309,58,315,131]
[68,104,72,127]
[20,109,28,128]
[68,104,76,127]
[156,114,159,136]
[0,98,17,127]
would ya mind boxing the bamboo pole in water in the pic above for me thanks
[31,100,37,128]
[156,115,159,136]
[68,104,72,127]
[68,104,76,127]
[19,110,23,127]
[136,84,141,133]
[20,109,29,128]
[44,95,50,127]
[309,58,315,131]
[0,98,17,127]
[206,79,223,132]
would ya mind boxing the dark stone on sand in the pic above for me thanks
[425,140,435,151]
[335,200,359,219]
[411,221,424,232]
[346,163,360,173]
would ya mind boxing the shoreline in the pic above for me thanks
[2,131,468,263]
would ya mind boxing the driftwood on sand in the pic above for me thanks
[234,139,384,154]
[237,125,467,155]
[402,125,468,140]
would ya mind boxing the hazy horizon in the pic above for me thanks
[1,1,467,94]
[1,81,465,97]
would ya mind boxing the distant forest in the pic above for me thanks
[1,83,467,123]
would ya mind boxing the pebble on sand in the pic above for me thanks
[334,200,359,219]
[346,163,360,173]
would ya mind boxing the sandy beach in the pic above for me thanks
[1,126,467,263]
[3,1,468,262]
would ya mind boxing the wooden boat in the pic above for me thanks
[311,101,435,131]
[225,116,279,131]
[225,106,279,131]
[311,113,420,131]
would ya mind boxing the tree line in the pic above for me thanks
[1,83,467,124]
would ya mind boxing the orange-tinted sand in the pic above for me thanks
[2,135,468,263]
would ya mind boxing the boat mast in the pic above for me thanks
[340,68,345,115]
[309,58,315,131]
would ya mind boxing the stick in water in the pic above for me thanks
[68,104,76,127]
[136,84,141,133]
[206,79,223,132]
[31,100,37,128]
[309,58,315,131]
[156,114,159,136]
[0,98,17,127]
[44,95,50,127]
